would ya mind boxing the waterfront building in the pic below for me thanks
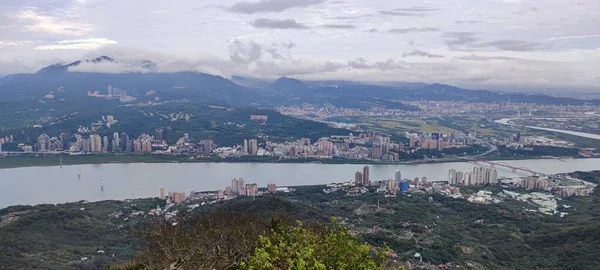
[37,134,50,152]
[395,170,402,183]
[362,166,370,185]
[355,171,363,184]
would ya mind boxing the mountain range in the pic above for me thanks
[1,56,598,108]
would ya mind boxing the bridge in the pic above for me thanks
[470,159,546,176]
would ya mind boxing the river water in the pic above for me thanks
[495,118,600,140]
[1,159,600,208]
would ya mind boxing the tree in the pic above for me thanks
[241,219,389,270]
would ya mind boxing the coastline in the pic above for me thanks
[0,153,577,170]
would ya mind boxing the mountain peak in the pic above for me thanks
[35,56,156,74]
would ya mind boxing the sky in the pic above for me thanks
[0,0,599,92]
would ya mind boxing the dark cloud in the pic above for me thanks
[402,50,444,58]
[368,28,378,33]
[250,18,308,29]
[347,58,371,69]
[454,20,482,24]
[228,0,325,14]
[394,7,440,12]
[444,32,546,51]
[229,39,263,64]
[379,10,422,16]
[481,40,546,51]
[389,27,440,34]
[443,32,479,47]
[321,24,355,29]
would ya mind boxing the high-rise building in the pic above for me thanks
[490,169,498,185]
[60,133,69,150]
[121,132,129,150]
[113,133,120,149]
[37,134,50,152]
[238,178,245,195]
[155,128,164,141]
[372,141,382,159]
[448,169,457,185]
[102,136,109,152]
[464,172,473,186]
[245,183,258,196]
[89,134,102,152]
[243,139,248,154]
[409,135,416,148]
[217,190,224,199]
[267,183,277,193]
[249,139,258,155]
[108,85,112,96]
[199,140,213,154]
[355,171,363,184]
[438,138,444,150]
[231,178,239,194]
[159,187,165,199]
[399,180,410,192]
[362,165,370,185]
[395,170,402,183]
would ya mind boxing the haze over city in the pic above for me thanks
[1,0,599,91]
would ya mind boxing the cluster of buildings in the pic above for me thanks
[448,167,499,186]
[408,132,477,150]
[158,180,293,205]
[32,130,165,154]
[87,85,135,102]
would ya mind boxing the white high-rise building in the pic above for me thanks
[243,139,248,154]
[90,134,102,152]
[108,85,112,96]
[395,170,402,183]
[448,169,457,185]
[490,169,498,185]
[113,132,120,148]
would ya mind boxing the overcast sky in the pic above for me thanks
[1,0,599,91]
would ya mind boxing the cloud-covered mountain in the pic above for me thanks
[2,56,599,109]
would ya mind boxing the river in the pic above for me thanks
[495,118,600,140]
[1,159,600,208]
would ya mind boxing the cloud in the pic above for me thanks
[16,10,91,36]
[68,61,153,74]
[480,40,546,51]
[444,32,546,51]
[455,54,518,61]
[368,28,378,33]
[394,7,439,12]
[321,24,355,29]
[250,18,308,29]
[402,50,444,58]
[228,0,325,14]
[443,32,479,48]
[34,38,117,50]
[229,39,263,64]
[347,58,371,69]
[389,27,440,34]
[379,11,422,16]
[548,34,600,40]
[454,20,481,24]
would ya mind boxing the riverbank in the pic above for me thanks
[0,153,579,170]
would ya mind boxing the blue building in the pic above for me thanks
[399,180,410,193]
